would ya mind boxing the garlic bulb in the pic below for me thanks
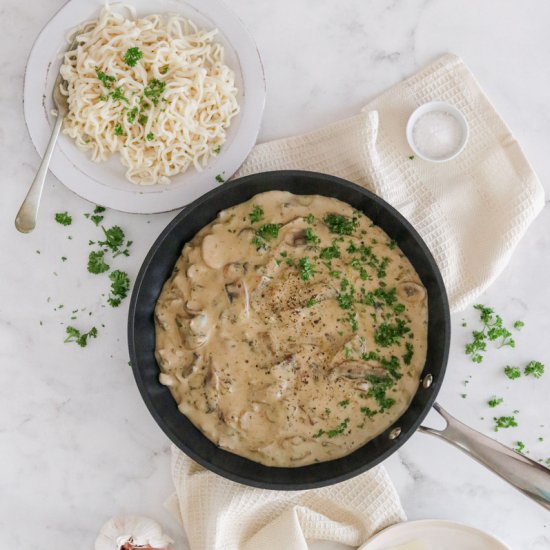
[95,515,174,550]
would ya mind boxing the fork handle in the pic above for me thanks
[15,114,64,233]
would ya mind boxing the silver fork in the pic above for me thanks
[15,43,75,233]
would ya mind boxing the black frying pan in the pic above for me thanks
[128,171,550,506]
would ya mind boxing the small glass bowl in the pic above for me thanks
[406,101,469,163]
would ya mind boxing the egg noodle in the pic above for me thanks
[60,5,240,185]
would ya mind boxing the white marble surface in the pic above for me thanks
[2,0,550,548]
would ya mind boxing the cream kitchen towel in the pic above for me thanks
[168,446,405,550]
[236,53,545,312]
[168,53,545,550]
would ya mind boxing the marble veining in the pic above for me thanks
[1,0,550,548]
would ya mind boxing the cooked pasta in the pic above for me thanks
[59,5,240,185]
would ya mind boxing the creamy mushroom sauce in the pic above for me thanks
[155,191,428,467]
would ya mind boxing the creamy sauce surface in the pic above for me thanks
[155,191,428,466]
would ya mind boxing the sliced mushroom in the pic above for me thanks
[185,299,203,315]
[397,281,426,303]
[329,360,387,381]
[201,234,225,269]
[286,229,307,246]
[223,262,247,281]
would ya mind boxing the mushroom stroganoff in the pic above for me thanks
[155,191,428,467]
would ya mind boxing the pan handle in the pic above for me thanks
[419,402,550,511]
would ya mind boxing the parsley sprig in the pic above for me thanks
[107,270,130,307]
[123,47,143,67]
[65,325,98,347]
[55,212,72,226]
[465,304,515,363]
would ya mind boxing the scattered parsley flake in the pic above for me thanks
[338,399,349,408]
[213,145,221,154]
[61,256,67,262]
[257,223,280,242]
[55,212,72,226]
[127,107,139,123]
[494,415,518,431]
[114,123,125,136]
[87,250,109,274]
[304,228,320,245]
[305,213,315,224]
[298,257,316,281]
[64,325,98,347]
[513,320,525,330]
[525,360,544,378]
[408,155,415,160]
[146,132,154,141]
[96,69,115,88]
[323,213,357,235]
[109,86,128,103]
[402,342,414,365]
[515,441,525,453]
[123,47,143,67]
[143,78,166,105]
[107,270,130,307]
[215,174,224,183]
[249,205,264,223]
[504,366,521,380]
[488,397,503,408]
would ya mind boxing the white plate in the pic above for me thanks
[359,520,510,550]
[24,0,265,213]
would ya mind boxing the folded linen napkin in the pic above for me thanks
[168,53,544,549]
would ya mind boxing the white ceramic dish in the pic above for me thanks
[359,519,510,550]
[406,101,469,163]
[24,0,265,213]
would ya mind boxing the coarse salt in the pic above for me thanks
[412,111,464,160]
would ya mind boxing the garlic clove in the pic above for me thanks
[95,515,174,550]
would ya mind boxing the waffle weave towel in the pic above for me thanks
[167,53,544,550]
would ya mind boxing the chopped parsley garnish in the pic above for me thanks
[98,225,130,256]
[305,213,315,224]
[504,366,521,380]
[408,155,415,160]
[143,78,166,105]
[488,397,503,408]
[109,86,128,103]
[298,257,316,281]
[64,325,98,347]
[107,270,130,307]
[347,311,358,332]
[304,228,320,245]
[320,243,340,261]
[55,212,72,226]
[160,65,169,75]
[114,123,125,136]
[338,399,349,408]
[361,407,377,418]
[494,415,518,431]
[337,286,354,309]
[146,132,154,141]
[138,114,148,125]
[87,250,109,274]
[96,69,115,89]
[61,256,67,262]
[375,319,410,347]
[323,213,357,235]
[367,375,396,411]
[215,174,224,183]
[514,441,525,453]
[94,206,106,213]
[513,320,524,330]
[387,240,397,250]
[123,47,143,67]
[402,342,414,365]
[305,298,317,308]
[314,418,351,439]
[465,304,515,363]
[257,223,280,241]
[127,107,139,123]
[249,205,264,223]
[525,360,544,378]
